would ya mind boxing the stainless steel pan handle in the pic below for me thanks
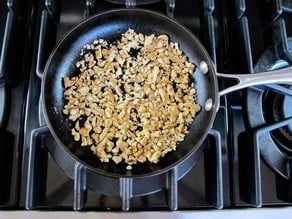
[216,66,292,96]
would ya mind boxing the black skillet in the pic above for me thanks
[42,9,292,178]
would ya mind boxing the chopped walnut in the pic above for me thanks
[63,29,201,169]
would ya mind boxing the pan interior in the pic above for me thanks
[42,9,218,177]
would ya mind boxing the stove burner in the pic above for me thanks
[246,37,292,180]
[265,86,292,154]
[282,92,292,132]
[273,86,292,132]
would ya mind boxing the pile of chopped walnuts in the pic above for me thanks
[63,29,200,170]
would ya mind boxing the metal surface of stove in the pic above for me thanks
[0,0,291,213]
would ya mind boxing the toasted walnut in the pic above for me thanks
[63,29,201,169]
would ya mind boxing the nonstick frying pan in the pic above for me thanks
[42,8,292,178]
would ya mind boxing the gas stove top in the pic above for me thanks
[0,0,292,215]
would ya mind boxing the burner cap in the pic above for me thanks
[283,94,292,133]
[272,86,292,143]
[246,37,292,179]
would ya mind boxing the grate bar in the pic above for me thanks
[166,167,178,210]
[45,0,56,18]
[36,10,48,79]
[205,129,223,209]
[272,19,292,64]
[0,11,13,79]
[73,163,87,210]
[126,0,136,8]
[120,178,133,211]
[165,0,175,18]
[25,126,50,209]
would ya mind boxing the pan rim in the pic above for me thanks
[41,8,219,178]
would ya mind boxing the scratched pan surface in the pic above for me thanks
[42,9,218,178]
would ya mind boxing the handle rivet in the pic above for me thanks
[205,98,213,111]
[200,61,209,74]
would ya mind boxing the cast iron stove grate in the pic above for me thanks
[20,0,229,211]
[0,0,34,208]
